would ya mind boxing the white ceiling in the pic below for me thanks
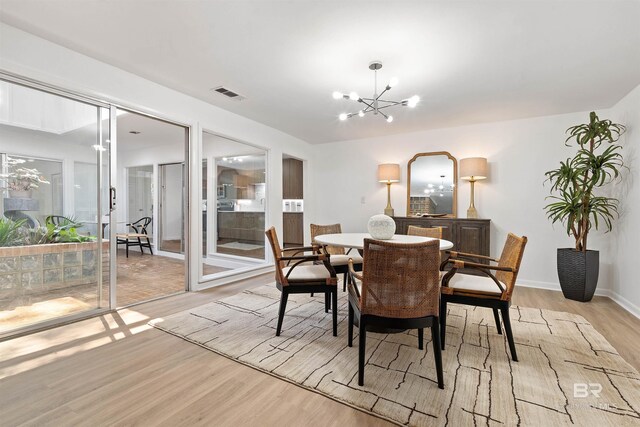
[1,1,639,144]
[116,111,187,152]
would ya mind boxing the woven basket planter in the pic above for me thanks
[557,248,599,302]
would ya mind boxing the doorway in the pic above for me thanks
[159,162,185,254]
[115,110,188,307]
[128,165,153,221]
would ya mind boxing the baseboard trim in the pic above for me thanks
[595,289,640,320]
[517,280,640,319]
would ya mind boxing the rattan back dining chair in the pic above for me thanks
[311,223,363,292]
[440,232,527,361]
[347,238,444,388]
[265,227,339,337]
[407,225,442,239]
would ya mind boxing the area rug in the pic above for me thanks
[217,242,264,251]
[151,284,640,426]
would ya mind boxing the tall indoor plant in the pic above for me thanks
[544,111,626,301]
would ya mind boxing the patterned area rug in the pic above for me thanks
[151,284,640,426]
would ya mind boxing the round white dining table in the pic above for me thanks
[314,232,454,251]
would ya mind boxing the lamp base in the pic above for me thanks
[466,206,478,219]
[384,207,395,217]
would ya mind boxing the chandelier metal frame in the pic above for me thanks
[333,61,419,123]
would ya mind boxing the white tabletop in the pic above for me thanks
[314,233,454,251]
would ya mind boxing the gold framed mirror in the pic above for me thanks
[407,151,457,217]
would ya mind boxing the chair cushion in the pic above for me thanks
[447,273,504,295]
[282,264,332,282]
[116,233,148,238]
[328,253,363,266]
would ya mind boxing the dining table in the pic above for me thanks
[314,232,454,254]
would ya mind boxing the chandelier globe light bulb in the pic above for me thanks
[407,95,420,108]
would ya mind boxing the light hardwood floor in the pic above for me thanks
[0,276,638,426]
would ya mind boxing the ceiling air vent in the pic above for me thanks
[211,86,246,101]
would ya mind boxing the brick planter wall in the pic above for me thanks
[0,241,110,300]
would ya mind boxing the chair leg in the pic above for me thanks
[431,318,444,389]
[501,307,518,362]
[358,317,367,386]
[343,272,347,292]
[137,237,144,255]
[348,302,354,347]
[276,291,289,336]
[324,292,330,313]
[126,240,129,258]
[493,308,502,335]
[147,237,153,255]
[418,328,424,350]
[440,299,447,350]
[332,289,338,337]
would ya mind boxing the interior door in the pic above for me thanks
[159,162,185,253]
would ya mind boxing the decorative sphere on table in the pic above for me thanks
[367,214,396,240]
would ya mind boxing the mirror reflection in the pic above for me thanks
[407,152,457,217]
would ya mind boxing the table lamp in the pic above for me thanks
[377,163,400,216]
[459,157,487,219]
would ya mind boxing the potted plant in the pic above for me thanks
[1,157,50,198]
[544,112,626,301]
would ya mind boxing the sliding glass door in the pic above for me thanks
[0,78,113,336]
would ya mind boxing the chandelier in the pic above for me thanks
[423,175,455,197]
[333,61,420,123]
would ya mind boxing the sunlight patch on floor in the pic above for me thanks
[0,308,152,380]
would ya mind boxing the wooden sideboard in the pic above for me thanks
[393,217,491,271]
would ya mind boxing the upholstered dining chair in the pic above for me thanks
[265,227,339,337]
[407,225,442,239]
[440,233,528,361]
[347,239,444,388]
[311,223,363,292]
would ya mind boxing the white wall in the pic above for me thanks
[309,110,617,291]
[609,84,640,315]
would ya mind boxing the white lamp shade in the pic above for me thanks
[377,163,400,183]
[460,157,488,180]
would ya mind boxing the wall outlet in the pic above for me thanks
[361,196,366,204]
